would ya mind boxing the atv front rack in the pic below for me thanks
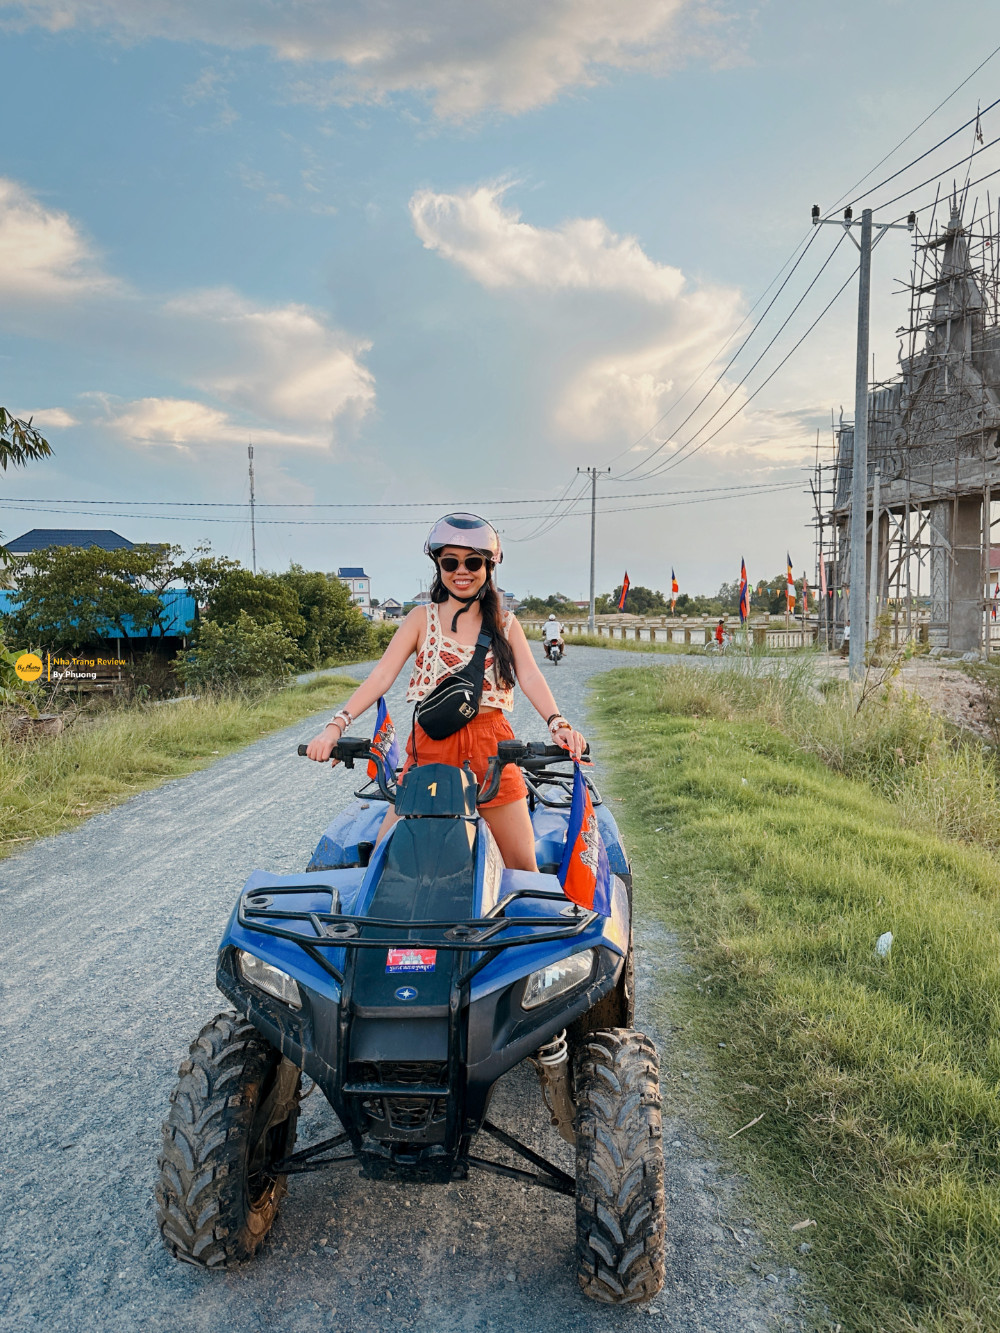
[237,884,597,988]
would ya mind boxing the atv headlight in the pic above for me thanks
[237,950,302,1010]
[522,950,594,1011]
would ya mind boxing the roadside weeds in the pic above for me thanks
[0,674,356,858]
[593,664,1000,1333]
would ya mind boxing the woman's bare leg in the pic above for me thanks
[375,805,398,845]
[481,798,537,871]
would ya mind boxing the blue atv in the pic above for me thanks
[156,737,665,1304]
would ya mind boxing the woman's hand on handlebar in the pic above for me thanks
[305,722,342,765]
[551,723,587,762]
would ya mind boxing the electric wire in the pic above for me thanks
[866,128,1000,214]
[611,226,824,478]
[0,479,815,508]
[628,259,860,481]
[618,230,849,481]
[830,41,1000,210]
[505,474,590,543]
[602,225,818,470]
[889,159,1000,225]
[605,52,1000,486]
[840,95,1000,210]
[0,481,803,528]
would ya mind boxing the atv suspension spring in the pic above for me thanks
[535,1029,568,1067]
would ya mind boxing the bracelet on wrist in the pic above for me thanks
[546,712,561,727]
[329,708,353,730]
[548,716,570,734]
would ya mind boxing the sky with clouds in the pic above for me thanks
[1,0,996,602]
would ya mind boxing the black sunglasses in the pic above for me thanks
[438,554,487,573]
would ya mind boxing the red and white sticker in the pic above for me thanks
[385,948,437,974]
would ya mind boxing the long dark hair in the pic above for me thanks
[430,560,516,689]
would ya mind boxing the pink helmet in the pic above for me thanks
[424,513,502,564]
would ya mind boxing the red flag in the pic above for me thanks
[802,577,810,614]
[819,558,827,601]
[367,696,400,780]
[617,572,630,611]
[558,764,612,916]
[786,552,796,612]
[670,568,678,613]
[738,558,750,623]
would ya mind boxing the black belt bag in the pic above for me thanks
[413,631,491,742]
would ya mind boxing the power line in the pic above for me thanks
[630,261,860,481]
[602,226,819,471]
[831,41,1000,209]
[621,230,849,481]
[843,94,1000,209]
[866,127,1000,214]
[0,482,803,529]
[890,158,1000,225]
[0,479,816,508]
[612,227,825,478]
[605,48,1000,485]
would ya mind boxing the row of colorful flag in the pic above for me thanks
[617,554,810,619]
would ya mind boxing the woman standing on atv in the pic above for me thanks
[305,513,586,871]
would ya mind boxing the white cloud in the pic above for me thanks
[411,182,751,447]
[100,397,319,449]
[0,177,375,450]
[17,407,78,428]
[410,184,685,300]
[2,0,715,119]
[0,178,114,299]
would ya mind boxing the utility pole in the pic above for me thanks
[868,469,881,644]
[577,467,610,632]
[248,441,257,574]
[811,204,914,679]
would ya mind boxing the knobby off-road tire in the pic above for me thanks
[574,1028,665,1304]
[156,1011,301,1268]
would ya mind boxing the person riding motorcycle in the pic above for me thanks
[305,514,586,871]
[542,613,566,661]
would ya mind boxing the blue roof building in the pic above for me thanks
[0,587,196,639]
[5,528,135,553]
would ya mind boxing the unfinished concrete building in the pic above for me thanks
[823,196,1000,653]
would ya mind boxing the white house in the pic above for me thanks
[380,597,404,619]
[337,566,371,611]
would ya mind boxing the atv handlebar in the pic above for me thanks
[298,736,587,807]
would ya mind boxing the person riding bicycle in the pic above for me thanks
[542,613,566,660]
[305,514,586,871]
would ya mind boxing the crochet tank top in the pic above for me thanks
[406,602,515,712]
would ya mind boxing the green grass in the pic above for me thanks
[0,674,356,856]
[593,664,1000,1333]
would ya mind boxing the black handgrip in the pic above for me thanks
[524,741,591,759]
[297,736,371,768]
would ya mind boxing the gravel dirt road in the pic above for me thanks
[1,645,813,1333]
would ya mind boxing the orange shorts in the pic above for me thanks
[402,707,528,809]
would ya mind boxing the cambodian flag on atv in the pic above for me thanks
[368,696,400,780]
[558,762,612,916]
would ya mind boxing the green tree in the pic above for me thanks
[276,565,372,667]
[205,568,306,643]
[4,544,185,654]
[603,584,669,615]
[517,592,578,617]
[174,545,242,604]
[175,611,299,690]
[1,410,54,564]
